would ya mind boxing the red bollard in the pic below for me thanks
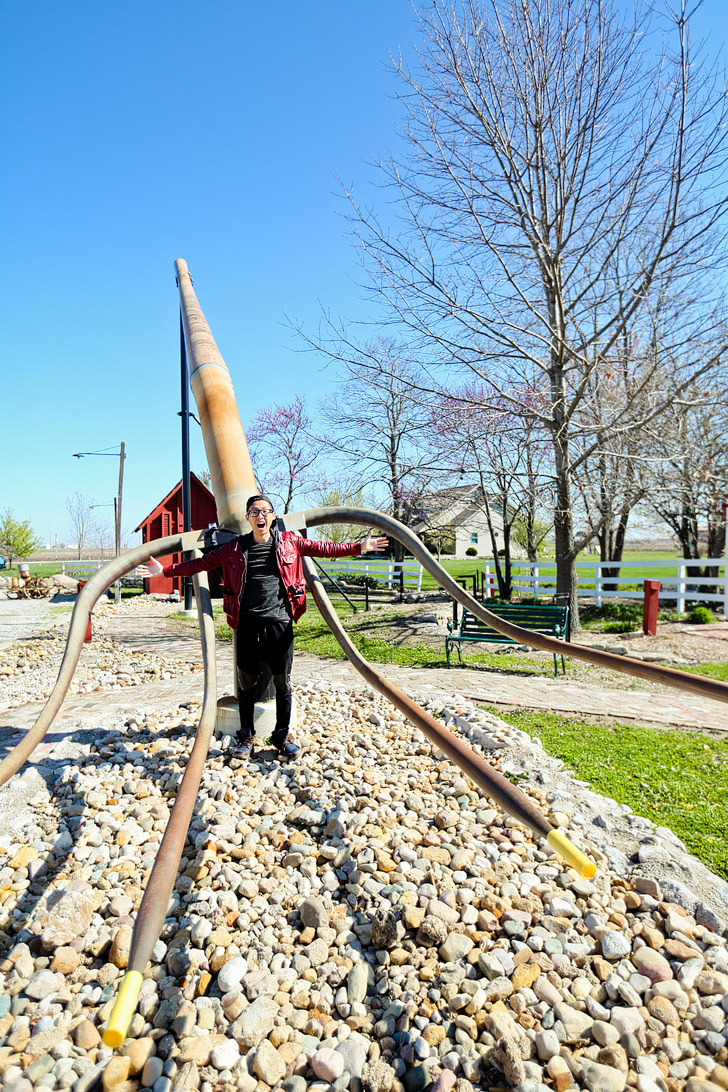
[77,581,93,643]
[643,579,660,636]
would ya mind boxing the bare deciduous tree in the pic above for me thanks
[334,0,728,625]
[319,339,436,557]
[313,480,370,544]
[648,385,728,579]
[246,396,319,514]
[430,382,553,597]
[65,492,97,560]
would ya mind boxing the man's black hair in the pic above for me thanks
[246,494,275,513]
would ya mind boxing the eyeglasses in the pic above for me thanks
[248,508,273,517]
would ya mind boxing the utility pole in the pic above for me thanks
[116,443,125,607]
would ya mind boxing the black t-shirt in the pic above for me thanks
[239,537,291,621]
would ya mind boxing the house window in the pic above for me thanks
[470,533,478,544]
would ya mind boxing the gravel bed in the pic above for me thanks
[0,683,725,1092]
[0,604,201,714]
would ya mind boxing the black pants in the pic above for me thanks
[234,618,294,743]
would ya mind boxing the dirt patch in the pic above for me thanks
[599,621,728,663]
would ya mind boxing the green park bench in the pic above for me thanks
[445,602,569,676]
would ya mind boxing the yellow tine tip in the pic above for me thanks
[547,828,597,879]
[102,970,143,1050]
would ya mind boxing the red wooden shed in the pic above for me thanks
[134,474,220,596]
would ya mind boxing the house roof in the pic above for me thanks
[133,473,215,532]
[413,484,506,529]
[418,483,485,506]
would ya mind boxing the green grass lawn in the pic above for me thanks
[0,561,63,579]
[173,602,547,674]
[675,662,728,682]
[492,709,728,880]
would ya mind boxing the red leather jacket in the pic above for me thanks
[162,528,362,629]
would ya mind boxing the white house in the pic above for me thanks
[410,484,510,559]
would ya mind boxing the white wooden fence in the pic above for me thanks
[60,561,142,588]
[481,558,728,613]
[318,558,423,591]
[60,561,105,579]
[61,558,424,592]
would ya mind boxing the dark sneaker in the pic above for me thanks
[230,736,254,762]
[267,736,301,760]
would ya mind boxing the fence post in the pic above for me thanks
[532,564,539,599]
[643,580,660,636]
[594,563,602,608]
[484,564,491,597]
[677,563,685,614]
[399,567,404,601]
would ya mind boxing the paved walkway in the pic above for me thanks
[104,604,728,734]
[0,596,70,646]
[3,599,728,741]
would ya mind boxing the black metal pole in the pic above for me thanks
[180,312,193,611]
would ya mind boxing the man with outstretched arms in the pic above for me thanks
[139,495,386,762]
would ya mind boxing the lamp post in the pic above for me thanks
[73,443,126,606]
[179,314,194,612]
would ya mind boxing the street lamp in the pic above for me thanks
[177,314,202,613]
[73,443,126,606]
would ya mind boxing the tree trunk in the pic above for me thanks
[552,431,580,628]
[526,516,538,564]
[525,442,539,564]
[612,510,629,564]
[501,522,513,600]
[549,291,580,627]
[706,516,725,581]
[481,491,512,600]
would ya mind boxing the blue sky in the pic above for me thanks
[1,1,416,547]
[1,1,726,549]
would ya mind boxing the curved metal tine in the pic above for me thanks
[103,568,218,1048]
[297,506,728,707]
[301,557,596,880]
[0,529,208,787]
